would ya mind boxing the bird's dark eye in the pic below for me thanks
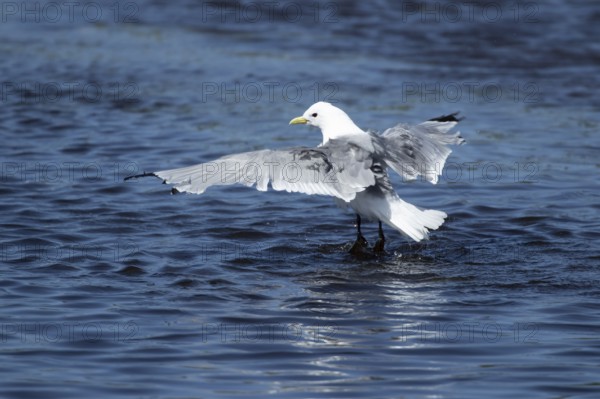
[311,113,318,117]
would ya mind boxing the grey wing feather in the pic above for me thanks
[154,141,376,202]
[374,120,465,184]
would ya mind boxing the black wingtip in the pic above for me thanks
[171,188,180,195]
[428,112,464,123]
[123,172,159,182]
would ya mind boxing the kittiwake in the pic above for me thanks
[125,102,465,253]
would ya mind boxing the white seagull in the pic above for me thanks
[126,102,464,253]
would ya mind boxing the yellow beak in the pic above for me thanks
[289,116,309,125]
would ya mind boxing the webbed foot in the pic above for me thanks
[349,234,369,255]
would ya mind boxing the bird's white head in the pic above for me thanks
[289,102,365,144]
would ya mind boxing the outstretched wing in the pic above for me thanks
[132,141,376,202]
[373,117,465,184]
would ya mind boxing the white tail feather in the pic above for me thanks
[386,198,446,242]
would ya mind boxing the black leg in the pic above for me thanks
[349,214,369,254]
[356,215,362,235]
[373,221,385,252]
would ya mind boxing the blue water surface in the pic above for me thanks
[1,1,600,398]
